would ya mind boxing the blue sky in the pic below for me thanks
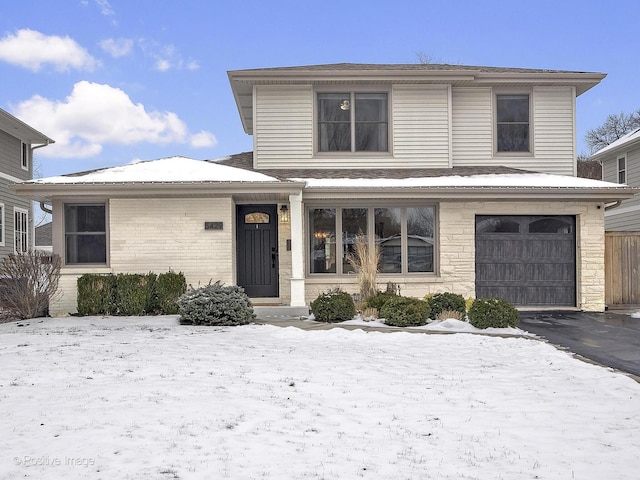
[1,0,639,179]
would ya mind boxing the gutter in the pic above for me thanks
[605,201,622,211]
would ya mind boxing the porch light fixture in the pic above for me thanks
[339,99,350,111]
[279,205,290,223]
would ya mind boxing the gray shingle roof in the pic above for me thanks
[214,152,533,180]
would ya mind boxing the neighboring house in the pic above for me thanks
[35,221,52,253]
[0,108,53,259]
[589,128,640,230]
[14,63,637,315]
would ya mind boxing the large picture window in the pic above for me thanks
[309,206,435,275]
[496,94,530,152]
[318,92,388,152]
[65,204,107,264]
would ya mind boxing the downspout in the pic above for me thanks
[605,201,622,211]
[40,202,53,214]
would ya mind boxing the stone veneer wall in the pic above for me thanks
[305,200,606,312]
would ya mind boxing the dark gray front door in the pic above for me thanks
[237,205,279,298]
[475,215,576,307]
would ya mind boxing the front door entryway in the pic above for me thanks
[236,205,279,297]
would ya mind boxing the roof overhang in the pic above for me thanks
[228,64,606,134]
[300,185,637,201]
[12,180,306,204]
[0,108,54,145]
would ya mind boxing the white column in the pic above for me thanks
[289,192,306,307]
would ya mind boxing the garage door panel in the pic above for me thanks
[475,215,576,307]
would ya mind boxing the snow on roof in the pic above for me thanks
[31,156,281,184]
[292,173,626,189]
[591,128,640,157]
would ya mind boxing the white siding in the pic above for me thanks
[532,86,576,175]
[451,87,493,165]
[392,85,450,168]
[254,85,314,169]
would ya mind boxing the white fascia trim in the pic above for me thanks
[0,171,25,184]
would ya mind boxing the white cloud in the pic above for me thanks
[0,29,99,72]
[12,81,215,158]
[94,0,114,17]
[155,58,171,72]
[190,131,217,148]
[99,38,133,58]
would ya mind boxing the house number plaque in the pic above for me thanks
[204,222,223,230]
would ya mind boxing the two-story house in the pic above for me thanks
[0,108,53,259]
[14,63,636,315]
[589,128,640,230]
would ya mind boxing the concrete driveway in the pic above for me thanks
[519,310,640,378]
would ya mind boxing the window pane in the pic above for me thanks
[65,205,106,232]
[355,93,388,152]
[375,208,401,273]
[342,208,367,274]
[497,124,529,152]
[66,235,107,264]
[529,218,573,234]
[407,207,434,272]
[244,212,269,224]
[497,95,529,152]
[477,218,520,234]
[310,208,336,274]
[318,93,351,152]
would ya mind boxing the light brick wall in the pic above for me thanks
[50,197,236,316]
[305,200,606,312]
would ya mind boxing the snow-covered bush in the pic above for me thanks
[427,292,466,319]
[468,298,519,329]
[310,289,356,322]
[177,282,255,326]
[380,297,430,327]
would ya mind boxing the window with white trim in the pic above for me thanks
[0,203,4,246]
[21,142,28,170]
[14,208,28,253]
[65,204,107,264]
[618,155,627,184]
[496,94,530,153]
[309,206,435,275]
[317,92,388,152]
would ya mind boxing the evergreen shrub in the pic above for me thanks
[365,291,400,310]
[468,298,520,329]
[380,296,430,327]
[155,271,187,314]
[177,281,255,326]
[310,289,356,322]
[77,274,116,315]
[427,292,466,320]
[114,273,156,315]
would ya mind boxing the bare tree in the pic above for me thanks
[585,110,640,154]
[0,251,61,319]
[576,155,602,180]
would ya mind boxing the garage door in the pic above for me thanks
[475,215,576,307]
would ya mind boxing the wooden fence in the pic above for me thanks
[605,231,640,305]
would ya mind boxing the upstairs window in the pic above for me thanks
[618,155,627,184]
[496,94,530,153]
[21,142,28,170]
[318,92,388,152]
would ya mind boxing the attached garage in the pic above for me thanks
[475,215,576,307]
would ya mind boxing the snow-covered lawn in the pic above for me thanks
[0,316,638,480]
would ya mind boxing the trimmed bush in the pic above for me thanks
[428,292,466,320]
[114,273,156,316]
[436,309,465,321]
[468,298,520,329]
[155,271,187,314]
[77,274,116,315]
[310,290,356,323]
[177,281,255,326]
[380,296,430,327]
[366,291,400,310]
